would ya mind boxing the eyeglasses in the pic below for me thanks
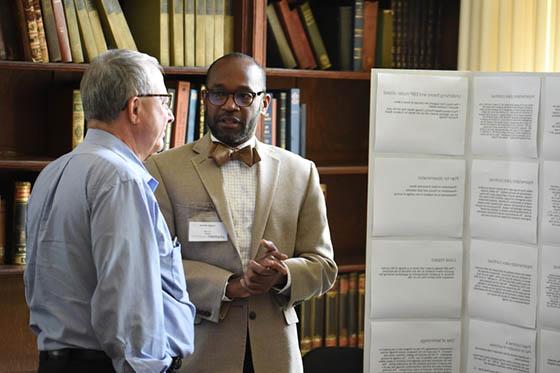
[137,93,173,110]
[204,89,265,107]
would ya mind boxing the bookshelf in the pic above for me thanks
[0,0,460,370]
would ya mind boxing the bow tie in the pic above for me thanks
[209,142,261,167]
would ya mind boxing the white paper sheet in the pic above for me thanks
[372,157,465,237]
[468,240,538,328]
[539,329,560,373]
[539,245,560,329]
[374,73,468,156]
[371,239,463,319]
[542,76,560,160]
[542,161,560,244]
[470,159,538,244]
[370,320,461,373]
[472,76,540,158]
[467,319,536,373]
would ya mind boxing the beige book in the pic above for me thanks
[184,0,195,66]
[195,0,206,66]
[497,0,512,71]
[74,0,98,61]
[62,0,84,62]
[33,0,49,61]
[85,0,107,53]
[223,0,233,54]
[204,0,214,65]
[468,0,482,70]
[555,0,560,72]
[213,0,224,60]
[533,0,549,71]
[479,0,499,71]
[96,0,137,50]
[170,0,184,66]
[457,0,471,70]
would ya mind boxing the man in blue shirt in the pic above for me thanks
[24,49,195,373]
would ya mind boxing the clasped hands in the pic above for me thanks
[226,239,288,299]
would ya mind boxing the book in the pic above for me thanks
[85,0,107,54]
[74,0,98,61]
[62,0,83,62]
[362,0,378,71]
[338,273,349,346]
[297,1,331,70]
[40,0,62,62]
[347,271,359,347]
[214,0,225,60]
[186,88,198,144]
[33,0,50,62]
[223,0,233,54]
[311,293,325,349]
[169,0,184,66]
[375,9,393,68]
[0,196,5,265]
[266,3,296,69]
[15,0,43,62]
[195,0,206,66]
[72,89,84,148]
[274,0,317,70]
[51,0,72,62]
[96,0,137,51]
[324,277,339,347]
[184,0,195,66]
[170,80,191,148]
[287,88,301,155]
[122,0,169,66]
[271,91,287,149]
[315,5,352,71]
[300,298,313,355]
[262,97,276,146]
[164,87,175,150]
[12,181,31,265]
[300,102,306,158]
[357,271,365,348]
[204,0,215,65]
[352,0,364,71]
[197,84,206,140]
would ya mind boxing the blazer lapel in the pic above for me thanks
[191,135,239,251]
[250,142,280,259]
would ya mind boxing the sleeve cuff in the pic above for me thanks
[272,266,292,294]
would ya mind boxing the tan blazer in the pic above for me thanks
[145,134,337,373]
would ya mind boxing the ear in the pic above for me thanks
[259,93,271,116]
[125,96,141,125]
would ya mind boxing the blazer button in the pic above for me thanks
[249,311,257,320]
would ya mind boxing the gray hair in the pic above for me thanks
[80,49,163,123]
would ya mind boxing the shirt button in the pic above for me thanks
[249,311,257,320]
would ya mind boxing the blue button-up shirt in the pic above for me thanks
[24,129,195,373]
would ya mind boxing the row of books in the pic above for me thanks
[0,182,31,265]
[0,0,233,66]
[298,271,366,355]
[266,0,380,72]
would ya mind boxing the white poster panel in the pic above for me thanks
[540,245,560,329]
[375,73,468,155]
[370,320,461,373]
[539,329,560,373]
[467,319,536,373]
[468,240,538,328]
[372,157,465,237]
[542,76,560,160]
[472,75,540,158]
[470,159,538,244]
[371,239,462,319]
[542,161,560,244]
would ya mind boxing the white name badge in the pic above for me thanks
[189,221,228,242]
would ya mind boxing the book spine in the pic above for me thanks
[311,293,324,349]
[85,0,108,54]
[348,271,359,347]
[160,0,170,66]
[33,0,50,61]
[300,298,313,355]
[275,0,316,69]
[288,88,300,155]
[12,182,31,266]
[362,0,378,71]
[171,81,190,147]
[338,274,349,346]
[325,277,339,347]
[298,2,331,70]
[198,84,206,140]
[62,0,84,62]
[184,0,195,66]
[74,0,98,61]
[214,0,224,60]
[276,91,287,149]
[170,0,184,66]
[52,0,72,61]
[72,89,84,148]
[195,0,206,67]
[0,197,6,265]
[263,97,274,145]
[352,0,364,71]
[358,272,365,348]
[266,3,297,69]
[186,88,198,144]
[223,0,234,54]
[23,0,43,62]
[299,102,306,158]
[41,0,62,62]
[204,0,215,65]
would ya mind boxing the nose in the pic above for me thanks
[167,107,175,123]
[222,93,239,110]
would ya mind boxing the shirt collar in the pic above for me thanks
[82,129,159,192]
[210,132,256,150]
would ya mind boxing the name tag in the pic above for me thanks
[189,221,228,242]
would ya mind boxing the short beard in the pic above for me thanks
[208,115,258,147]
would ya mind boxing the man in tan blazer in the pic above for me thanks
[145,53,337,373]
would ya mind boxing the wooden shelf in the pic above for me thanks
[318,166,368,175]
[0,265,24,277]
[338,263,366,273]
[0,157,53,171]
[266,68,371,80]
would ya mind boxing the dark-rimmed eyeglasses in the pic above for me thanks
[122,93,173,110]
[204,89,265,107]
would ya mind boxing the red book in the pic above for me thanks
[170,81,191,148]
[363,0,379,70]
[274,0,317,69]
[51,0,72,62]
